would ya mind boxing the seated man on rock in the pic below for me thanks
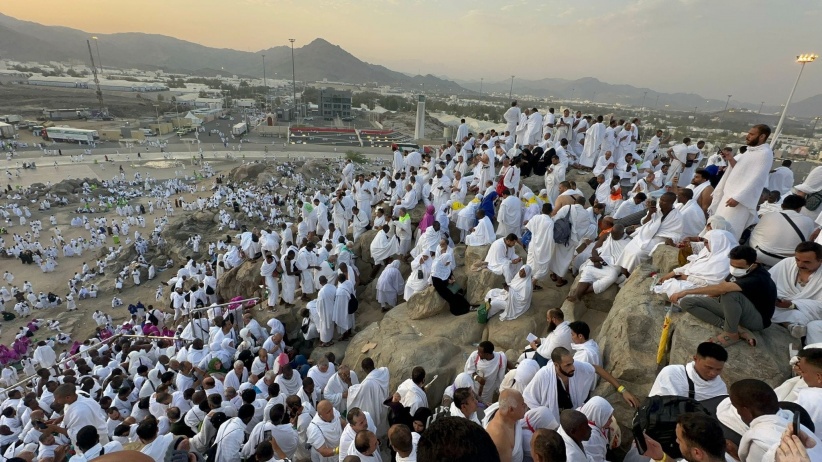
[481,233,523,285]
[649,342,728,401]
[465,209,496,247]
[770,242,822,339]
[523,347,638,424]
[566,224,629,302]
[672,245,777,347]
[653,229,736,300]
[525,309,572,366]
[749,195,815,267]
[616,192,683,276]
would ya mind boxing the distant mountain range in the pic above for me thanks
[0,13,819,117]
[454,76,822,117]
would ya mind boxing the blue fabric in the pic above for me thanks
[480,191,498,221]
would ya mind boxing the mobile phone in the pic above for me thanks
[264,429,272,441]
[634,425,647,455]
[36,421,48,430]
[793,411,801,436]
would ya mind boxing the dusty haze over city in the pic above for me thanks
[3,0,821,106]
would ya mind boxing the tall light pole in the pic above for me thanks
[479,77,483,99]
[289,39,297,120]
[723,95,732,111]
[654,94,660,110]
[641,91,647,111]
[509,75,514,100]
[809,116,821,144]
[772,53,818,147]
[91,36,104,75]
[261,54,266,107]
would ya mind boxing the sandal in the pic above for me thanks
[738,328,757,347]
[555,279,568,288]
[550,274,558,282]
[708,334,741,347]
[533,284,544,291]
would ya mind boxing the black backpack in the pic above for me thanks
[553,214,572,245]
[347,293,359,314]
[633,367,721,459]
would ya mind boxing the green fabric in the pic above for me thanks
[477,303,488,324]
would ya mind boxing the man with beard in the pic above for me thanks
[709,124,774,241]
[522,347,597,423]
[528,309,572,366]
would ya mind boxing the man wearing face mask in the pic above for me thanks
[672,245,777,347]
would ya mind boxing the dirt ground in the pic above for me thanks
[0,155,236,351]
[0,84,172,120]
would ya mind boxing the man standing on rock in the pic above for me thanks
[316,276,337,347]
[347,358,390,437]
[259,252,280,311]
[464,341,508,404]
[709,124,774,241]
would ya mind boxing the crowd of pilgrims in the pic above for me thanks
[1,104,822,462]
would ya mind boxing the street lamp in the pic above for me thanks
[262,54,266,107]
[289,39,297,120]
[91,36,104,75]
[772,53,818,147]
[509,75,514,100]
[479,77,483,99]
[724,94,732,112]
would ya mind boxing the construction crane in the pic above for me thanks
[86,39,106,117]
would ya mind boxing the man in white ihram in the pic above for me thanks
[347,358,390,437]
[464,341,507,404]
[616,192,683,275]
[306,400,344,462]
[395,366,428,415]
[522,347,597,423]
[503,101,521,135]
[709,124,774,241]
[483,234,523,284]
[454,119,469,144]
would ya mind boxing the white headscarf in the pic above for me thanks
[524,406,559,431]
[680,229,736,283]
[500,265,533,321]
[511,359,540,393]
[579,396,614,430]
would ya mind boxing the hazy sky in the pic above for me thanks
[4,0,822,106]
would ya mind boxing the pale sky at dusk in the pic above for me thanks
[3,0,821,105]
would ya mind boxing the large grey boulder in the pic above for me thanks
[407,286,448,320]
[343,303,486,415]
[466,268,505,305]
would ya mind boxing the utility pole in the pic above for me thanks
[509,75,514,100]
[724,94,732,112]
[289,39,297,120]
[262,54,266,108]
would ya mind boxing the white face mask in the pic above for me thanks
[729,265,750,278]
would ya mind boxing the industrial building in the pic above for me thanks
[319,88,352,119]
